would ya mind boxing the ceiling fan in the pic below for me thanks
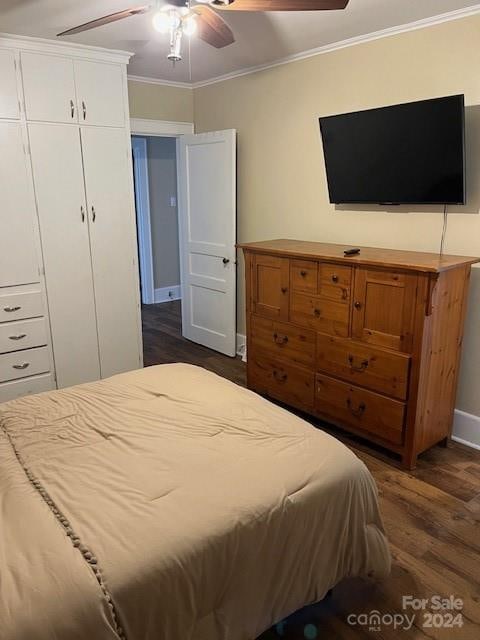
[58,0,350,63]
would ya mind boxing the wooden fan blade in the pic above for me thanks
[192,6,235,48]
[215,0,349,11]
[57,6,150,37]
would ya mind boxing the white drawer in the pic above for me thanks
[0,346,50,382]
[0,318,48,354]
[0,289,44,323]
[0,373,55,403]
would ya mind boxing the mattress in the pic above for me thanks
[0,363,390,640]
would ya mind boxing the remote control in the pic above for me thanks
[344,248,361,256]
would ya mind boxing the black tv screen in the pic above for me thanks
[319,95,465,205]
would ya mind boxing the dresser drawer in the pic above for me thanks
[319,264,352,302]
[248,351,314,411]
[0,289,44,322]
[0,346,50,382]
[0,373,55,403]
[315,373,405,445]
[290,260,318,293]
[290,292,349,336]
[250,315,315,367]
[0,318,48,354]
[316,335,410,400]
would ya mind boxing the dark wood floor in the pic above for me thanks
[142,301,480,640]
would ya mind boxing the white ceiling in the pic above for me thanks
[1,0,479,84]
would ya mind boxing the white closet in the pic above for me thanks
[0,36,142,402]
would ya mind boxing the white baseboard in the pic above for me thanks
[154,285,181,304]
[452,409,480,451]
[236,333,246,361]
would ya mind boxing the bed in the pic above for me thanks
[0,363,390,640]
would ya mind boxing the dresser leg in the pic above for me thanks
[402,450,418,470]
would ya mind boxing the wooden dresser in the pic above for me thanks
[239,239,479,468]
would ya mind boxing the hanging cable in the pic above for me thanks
[440,203,448,256]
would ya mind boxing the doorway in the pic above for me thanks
[130,119,237,361]
[132,135,181,306]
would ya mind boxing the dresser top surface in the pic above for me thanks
[238,239,480,273]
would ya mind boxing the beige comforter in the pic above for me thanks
[0,364,390,640]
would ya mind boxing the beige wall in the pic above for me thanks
[128,80,193,122]
[146,137,180,290]
[194,15,480,416]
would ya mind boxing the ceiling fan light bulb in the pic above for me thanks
[152,10,170,33]
[153,7,181,33]
[182,15,197,36]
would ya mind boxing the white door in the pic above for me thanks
[28,123,100,387]
[81,127,142,378]
[74,61,125,127]
[177,129,236,357]
[21,52,77,124]
[0,122,40,287]
[0,50,20,119]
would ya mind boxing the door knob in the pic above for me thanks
[222,257,230,265]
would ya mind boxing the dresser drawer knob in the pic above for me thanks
[346,398,366,417]
[354,301,362,310]
[12,362,30,370]
[348,355,369,372]
[313,308,321,317]
[273,370,288,382]
[281,287,288,294]
[9,333,27,341]
[331,274,339,283]
[300,270,307,277]
[273,333,289,345]
[4,305,21,312]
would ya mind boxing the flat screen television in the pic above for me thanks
[319,95,466,205]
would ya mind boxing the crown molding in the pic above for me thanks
[0,32,132,63]
[128,74,193,89]
[126,4,480,89]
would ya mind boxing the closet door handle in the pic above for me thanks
[82,100,86,120]
[91,206,96,222]
[70,99,75,119]
[4,306,21,312]
[13,362,30,370]
[9,334,27,341]
[81,206,85,222]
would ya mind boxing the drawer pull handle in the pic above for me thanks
[4,306,21,312]
[273,370,288,383]
[13,362,30,370]
[313,308,321,317]
[331,274,339,283]
[273,333,289,345]
[9,333,27,341]
[300,270,307,277]
[341,288,348,300]
[354,301,362,310]
[348,355,369,372]
[346,398,366,417]
[281,287,288,294]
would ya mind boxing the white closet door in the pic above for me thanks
[0,50,20,119]
[22,53,77,124]
[28,123,100,387]
[0,122,39,287]
[74,61,125,127]
[81,127,141,378]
